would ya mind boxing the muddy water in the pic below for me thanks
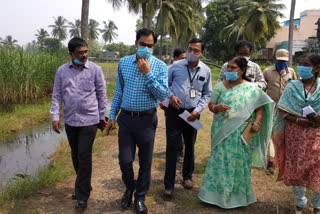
[0,124,67,187]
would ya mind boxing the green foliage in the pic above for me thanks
[39,38,62,53]
[103,42,136,58]
[220,0,285,51]
[201,0,239,61]
[88,19,100,41]
[88,40,103,58]
[48,16,69,41]
[0,47,68,104]
[68,19,81,38]
[100,20,118,45]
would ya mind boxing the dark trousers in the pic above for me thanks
[65,123,98,201]
[164,107,198,190]
[117,111,157,202]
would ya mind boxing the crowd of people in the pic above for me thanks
[50,28,320,214]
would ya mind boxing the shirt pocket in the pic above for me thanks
[79,79,95,92]
[193,79,205,92]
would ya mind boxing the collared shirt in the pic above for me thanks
[109,54,168,120]
[50,61,108,127]
[263,65,297,103]
[168,59,212,114]
[218,60,267,90]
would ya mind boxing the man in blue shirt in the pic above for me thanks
[164,38,212,197]
[106,28,168,214]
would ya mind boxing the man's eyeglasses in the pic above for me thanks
[187,47,201,55]
[139,42,154,48]
[74,50,88,55]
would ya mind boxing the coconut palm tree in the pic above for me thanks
[88,19,100,41]
[35,28,49,44]
[1,35,18,47]
[81,0,90,41]
[100,20,118,46]
[49,16,69,41]
[221,0,285,49]
[107,0,157,29]
[69,19,81,38]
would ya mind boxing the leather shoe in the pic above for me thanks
[164,189,173,199]
[135,200,147,214]
[121,189,134,209]
[75,200,87,209]
[72,193,77,200]
[182,179,193,189]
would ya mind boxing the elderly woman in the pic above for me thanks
[273,54,320,214]
[198,56,274,208]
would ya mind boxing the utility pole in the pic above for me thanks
[288,0,296,67]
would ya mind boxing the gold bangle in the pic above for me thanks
[212,105,216,113]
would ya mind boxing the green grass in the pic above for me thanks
[0,47,68,104]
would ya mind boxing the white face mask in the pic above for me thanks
[186,52,200,62]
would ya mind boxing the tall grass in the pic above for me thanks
[0,47,68,104]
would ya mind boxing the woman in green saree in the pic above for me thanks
[198,56,274,208]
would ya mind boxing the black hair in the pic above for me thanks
[188,38,205,51]
[68,37,88,52]
[173,48,186,58]
[235,40,253,54]
[136,28,157,44]
[233,56,251,81]
[309,54,320,67]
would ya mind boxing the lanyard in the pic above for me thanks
[303,80,316,104]
[186,66,200,86]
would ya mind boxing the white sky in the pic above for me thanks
[0,0,319,47]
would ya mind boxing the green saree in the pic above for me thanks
[199,82,274,209]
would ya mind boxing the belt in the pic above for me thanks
[121,108,156,117]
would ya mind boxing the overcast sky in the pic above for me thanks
[0,0,319,47]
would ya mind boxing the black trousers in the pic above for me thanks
[164,107,198,190]
[117,111,157,202]
[65,123,98,201]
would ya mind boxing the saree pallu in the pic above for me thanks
[273,79,320,193]
[199,82,274,208]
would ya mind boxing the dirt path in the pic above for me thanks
[16,109,314,214]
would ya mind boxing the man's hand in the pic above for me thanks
[187,111,199,122]
[52,121,60,134]
[98,119,108,131]
[137,58,150,74]
[170,95,182,109]
[105,120,117,135]
[159,103,167,111]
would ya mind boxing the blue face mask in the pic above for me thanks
[275,61,287,71]
[74,58,87,66]
[297,66,313,80]
[225,72,239,81]
[137,46,153,59]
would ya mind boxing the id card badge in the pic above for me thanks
[302,105,316,117]
[190,88,196,98]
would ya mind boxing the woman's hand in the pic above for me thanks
[251,121,261,133]
[209,103,231,113]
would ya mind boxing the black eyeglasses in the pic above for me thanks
[139,42,154,48]
[74,50,88,55]
[187,47,201,55]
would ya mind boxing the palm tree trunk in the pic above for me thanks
[288,0,296,67]
[142,5,148,28]
[81,0,90,42]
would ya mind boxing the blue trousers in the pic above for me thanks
[293,186,320,209]
[117,111,157,202]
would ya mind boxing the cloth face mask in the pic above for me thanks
[225,72,239,81]
[186,52,200,62]
[74,58,87,66]
[275,61,287,71]
[137,46,153,59]
[297,66,314,80]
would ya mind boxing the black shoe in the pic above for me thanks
[72,193,77,200]
[75,200,87,209]
[121,189,134,209]
[135,200,147,214]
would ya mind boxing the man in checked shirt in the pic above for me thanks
[106,28,168,214]
[218,40,267,90]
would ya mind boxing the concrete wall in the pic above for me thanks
[266,10,320,53]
